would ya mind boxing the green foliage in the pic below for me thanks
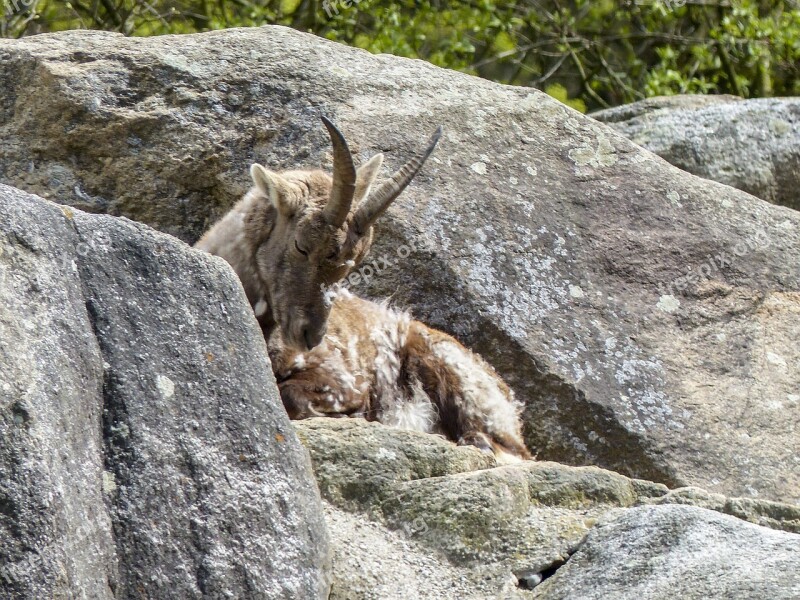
[544,83,587,113]
[2,0,799,109]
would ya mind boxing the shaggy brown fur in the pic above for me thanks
[270,291,531,460]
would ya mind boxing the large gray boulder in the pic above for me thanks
[534,504,800,600]
[593,95,800,211]
[0,186,330,599]
[0,28,798,503]
[298,418,800,599]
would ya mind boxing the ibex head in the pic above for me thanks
[247,117,441,351]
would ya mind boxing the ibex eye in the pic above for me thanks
[327,250,338,260]
[294,240,308,256]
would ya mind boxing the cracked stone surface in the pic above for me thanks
[299,418,800,599]
[533,504,800,600]
[0,186,330,599]
[593,95,800,211]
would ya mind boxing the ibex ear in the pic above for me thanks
[350,227,374,268]
[250,164,295,215]
[354,153,384,204]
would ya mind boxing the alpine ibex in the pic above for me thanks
[196,117,530,460]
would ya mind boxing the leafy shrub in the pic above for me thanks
[2,0,798,110]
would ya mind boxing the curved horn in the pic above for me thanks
[352,126,442,236]
[320,116,356,227]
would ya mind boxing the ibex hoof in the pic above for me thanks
[457,431,494,454]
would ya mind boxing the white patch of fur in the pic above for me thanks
[253,299,268,317]
[335,287,354,301]
[431,339,523,441]
[320,347,359,394]
[346,335,359,365]
[322,283,339,308]
[325,393,344,412]
[365,305,441,433]
[381,396,437,433]
[370,308,410,415]
[493,449,525,465]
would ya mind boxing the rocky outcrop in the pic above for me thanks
[0,186,330,599]
[0,27,798,504]
[323,505,513,600]
[534,504,800,599]
[298,418,800,599]
[593,95,800,210]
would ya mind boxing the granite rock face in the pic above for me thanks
[0,186,330,599]
[298,418,800,600]
[0,28,798,503]
[533,504,800,600]
[593,95,800,211]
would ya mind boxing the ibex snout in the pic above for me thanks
[302,321,326,351]
[287,314,327,351]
